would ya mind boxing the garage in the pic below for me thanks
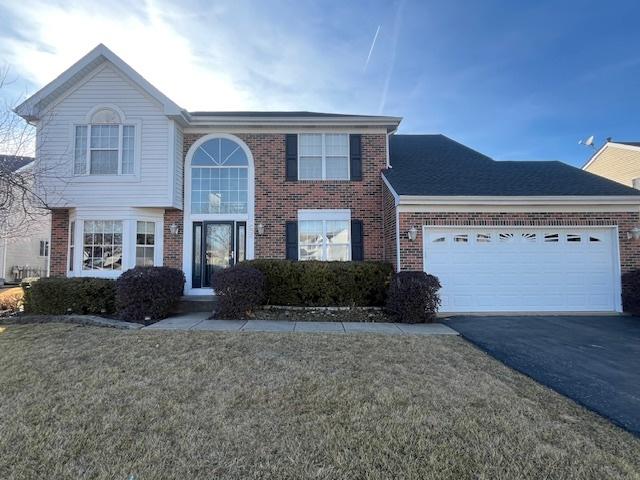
[423,227,621,313]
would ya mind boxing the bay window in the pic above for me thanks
[69,217,161,275]
[82,220,123,270]
[136,221,155,266]
[298,133,349,180]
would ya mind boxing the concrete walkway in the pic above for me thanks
[143,312,458,335]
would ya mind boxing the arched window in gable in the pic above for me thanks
[74,106,136,175]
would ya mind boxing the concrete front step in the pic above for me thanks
[173,295,216,314]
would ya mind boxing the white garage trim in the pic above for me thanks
[423,225,622,314]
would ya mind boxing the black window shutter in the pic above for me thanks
[349,134,362,181]
[285,134,298,181]
[285,221,298,260]
[351,219,364,261]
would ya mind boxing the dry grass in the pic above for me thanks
[0,324,638,480]
[0,287,23,311]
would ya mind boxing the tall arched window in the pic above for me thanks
[191,137,248,214]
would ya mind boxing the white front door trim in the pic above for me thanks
[182,133,255,295]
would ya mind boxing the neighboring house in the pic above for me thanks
[583,141,640,188]
[13,44,640,313]
[0,155,51,284]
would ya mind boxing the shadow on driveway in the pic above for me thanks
[445,315,640,436]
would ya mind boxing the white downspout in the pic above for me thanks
[386,130,394,169]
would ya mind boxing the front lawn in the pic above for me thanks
[0,324,638,479]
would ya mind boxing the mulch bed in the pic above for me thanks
[254,306,392,322]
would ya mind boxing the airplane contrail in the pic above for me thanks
[364,25,381,71]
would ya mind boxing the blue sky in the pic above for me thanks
[0,0,639,166]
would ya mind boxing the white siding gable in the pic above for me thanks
[173,122,184,209]
[36,61,177,208]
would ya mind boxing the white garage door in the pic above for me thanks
[423,227,620,313]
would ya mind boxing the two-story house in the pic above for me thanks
[15,45,640,314]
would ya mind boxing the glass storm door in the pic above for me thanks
[192,221,246,288]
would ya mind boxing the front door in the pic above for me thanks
[192,221,246,288]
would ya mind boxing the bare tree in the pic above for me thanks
[0,65,50,241]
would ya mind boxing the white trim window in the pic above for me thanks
[39,240,49,257]
[82,220,123,270]
[298,133,349,180]
[136,221,155,266]
[298,209,351,261]
[74,108,136,175]
[190,137,249,214]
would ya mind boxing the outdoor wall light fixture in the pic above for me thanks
[407,226,418,241]
[257,223,265,235]
[627,226,640,240]
[169,223,180,235]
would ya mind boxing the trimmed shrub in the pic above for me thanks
[211,265,265,319]
[116,267,185,323]
[385,271,441,323]
[622,269,640,315]
[244,260,393,306]
[23,277,116,315]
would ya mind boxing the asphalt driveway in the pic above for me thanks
[445,315,640,435]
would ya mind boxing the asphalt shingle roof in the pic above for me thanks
[189,111,387,118]
[384,134,640,196]
[0,155,34,172]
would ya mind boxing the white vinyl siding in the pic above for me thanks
[298,133,349,180]
[173,123,184,208]
[36,63,172,207]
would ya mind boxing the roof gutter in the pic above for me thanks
[397,195,640,206]
[186,116,402,132]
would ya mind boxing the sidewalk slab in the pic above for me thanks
[342,322,404,335]
[241,320,295,333]
[294,321,345,333]
[191,320,246,331]
[143,312,209,330]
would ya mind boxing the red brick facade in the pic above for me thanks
[50,208,69,277]
[397,210,640,272]
[162,133,389,267]
[163,209,183,269]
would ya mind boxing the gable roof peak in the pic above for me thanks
[14,43,185,122]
